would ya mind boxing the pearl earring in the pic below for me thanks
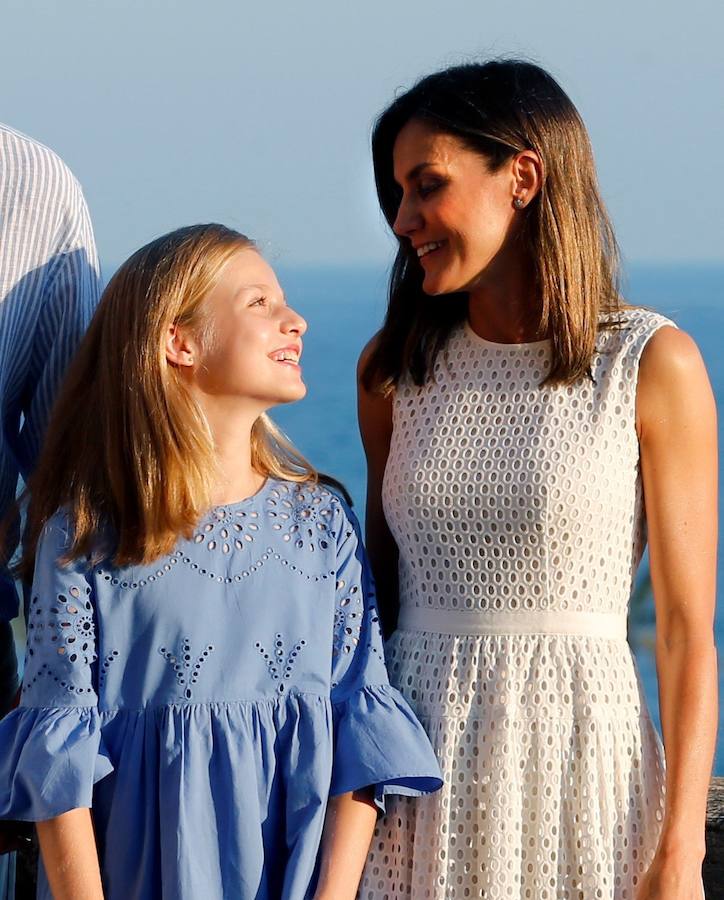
[513,197,525,210]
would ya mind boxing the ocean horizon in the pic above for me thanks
[14,260,724,773]
[268,261,724,773]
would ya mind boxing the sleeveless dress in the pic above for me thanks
[360,309,670,900]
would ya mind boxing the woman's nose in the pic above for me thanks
[393,196,422,237]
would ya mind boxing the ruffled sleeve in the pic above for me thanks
[0,512,112,821]
[330,502,442,812]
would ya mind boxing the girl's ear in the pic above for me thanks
[165,324,197,368]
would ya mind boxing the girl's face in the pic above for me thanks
[391,119,523,296]
[181,248,307,412]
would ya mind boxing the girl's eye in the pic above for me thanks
[250,296,267,307]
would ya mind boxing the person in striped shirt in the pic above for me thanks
[0,123,100,896]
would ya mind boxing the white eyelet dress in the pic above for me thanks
[359,309,671,900]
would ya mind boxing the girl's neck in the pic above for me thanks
[211,464,266,507]
[203,402,267,506]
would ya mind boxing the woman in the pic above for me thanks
[0,224,441,899]
[357,61,717,898]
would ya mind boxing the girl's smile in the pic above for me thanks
[174,248,308,412]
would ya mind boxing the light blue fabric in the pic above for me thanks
[0,478,441,899]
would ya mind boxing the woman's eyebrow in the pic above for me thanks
[394,161,436,187]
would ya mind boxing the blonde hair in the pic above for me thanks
[23,224,317,573]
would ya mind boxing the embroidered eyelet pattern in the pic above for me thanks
[159,639,214,700]
[96,557,178,589]
[255,633,306,694]
[49,585,96,665]
[23,586,97,699]
[266,483,338,551]
[194,506,260,553]
[362,311,671,900]
[333,579,364,658]
[176,548,274,582]
[22,661,96,698]
[99,649,120,690]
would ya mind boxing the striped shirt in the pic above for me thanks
[0,124,100,620]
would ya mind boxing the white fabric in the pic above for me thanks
[360,309,671,900]
[397,606,627,639]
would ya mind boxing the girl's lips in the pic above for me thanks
[268,346,302,367]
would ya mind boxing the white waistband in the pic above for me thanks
[397,605,627,640]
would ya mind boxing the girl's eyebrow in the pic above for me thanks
[235,284,287,305]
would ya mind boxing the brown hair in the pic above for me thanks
[21,224,321,574]
[362,59,623,393]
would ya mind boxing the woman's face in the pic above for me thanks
[184,248,307,412]
[392,119,523,296]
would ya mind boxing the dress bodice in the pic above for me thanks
[383,309,673,618]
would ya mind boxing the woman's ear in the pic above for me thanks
[165,324,197,368]
[511,149,543,206]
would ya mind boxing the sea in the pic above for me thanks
[271,262,724,774]
[11,261,724,773]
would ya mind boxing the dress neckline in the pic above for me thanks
[208,476,275,515]
[463,320,550,351]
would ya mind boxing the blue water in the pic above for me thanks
[272,262,724,774]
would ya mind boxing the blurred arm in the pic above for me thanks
[37,809,104,900]
[357,338,398,636]
[313,789,377,900]
[636,326,718,892]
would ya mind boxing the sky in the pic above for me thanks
[2,0,722,269]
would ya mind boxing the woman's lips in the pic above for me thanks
[416,240,445,259]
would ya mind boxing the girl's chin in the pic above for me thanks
[278,383,307,403]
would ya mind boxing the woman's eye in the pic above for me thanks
[418,180,442,199]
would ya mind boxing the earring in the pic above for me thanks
[513,196,525,210]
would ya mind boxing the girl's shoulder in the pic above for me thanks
[265,477,347,515]
[262,476,359,551]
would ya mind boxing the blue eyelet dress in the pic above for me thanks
[0,479,442,900]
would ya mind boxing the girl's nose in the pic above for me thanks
[282,306,307,337]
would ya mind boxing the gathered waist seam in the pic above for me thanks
[397,606,627,640]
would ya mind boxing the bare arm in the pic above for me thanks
[313,789,378,900]
[357,338,399,636]
[636,326,718,898]
[36,808,104,900]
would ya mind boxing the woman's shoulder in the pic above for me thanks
[596,306,677,361]
[637,324,708,400]
[601,306,675,337]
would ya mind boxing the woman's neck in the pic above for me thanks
[466,251,544,344]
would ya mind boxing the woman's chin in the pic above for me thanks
[422,272,461,297]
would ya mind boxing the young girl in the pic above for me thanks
[0,224,442,900]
